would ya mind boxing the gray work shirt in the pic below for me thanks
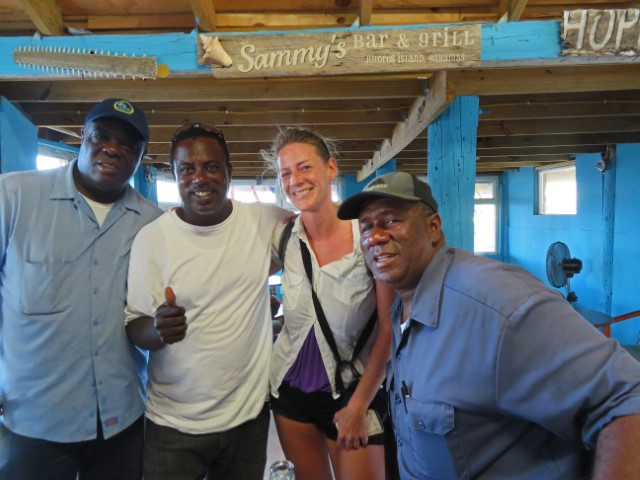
[0,160,161,441]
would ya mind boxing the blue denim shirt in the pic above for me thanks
[388,246,640,479]
[0,161,162,442]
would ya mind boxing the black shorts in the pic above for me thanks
[270,381,385,445]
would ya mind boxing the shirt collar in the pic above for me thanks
[407,245,456,329]
[49,158,144,214]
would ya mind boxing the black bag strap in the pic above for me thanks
[299,239,376,393]
[278,220,295,265]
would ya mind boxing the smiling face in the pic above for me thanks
[358,198,444,294]
[277,142,337,212]
[172,135,233,226]
[74,118,146,203]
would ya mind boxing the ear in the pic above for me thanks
[426,213,443,245]
[327,157,338,181]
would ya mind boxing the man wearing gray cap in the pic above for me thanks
[338,172,640,479]
[0,98,162,479]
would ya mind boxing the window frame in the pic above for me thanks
[474,175,500,256]
[536,162,577,215]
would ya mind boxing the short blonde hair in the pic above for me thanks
[261,126,337,173]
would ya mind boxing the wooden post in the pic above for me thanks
[427,96,479,251]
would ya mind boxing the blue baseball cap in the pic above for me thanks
[85,98,150,143]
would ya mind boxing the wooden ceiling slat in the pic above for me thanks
[30,109,406,128]
[16,0,64,35]
[479,116,640,136]
[479,102,640,121]
[189,0,217,32]
[452,65,640,96]
[0,76,424,103]
[476,131,640,149]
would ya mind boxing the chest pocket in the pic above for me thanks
[405,399,469,479]
[21,260,74,315]
[282,271,305,311]
[331,268,372,306]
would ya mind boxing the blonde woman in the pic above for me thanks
[264,127,393,480]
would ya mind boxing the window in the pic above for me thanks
[474,176,499,255]
[538,164,577,215]
[36,154,68,171]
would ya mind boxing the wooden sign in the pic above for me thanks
[204,26,481,78]
[562,9,640,56]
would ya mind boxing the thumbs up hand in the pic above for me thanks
[153,286,187,345]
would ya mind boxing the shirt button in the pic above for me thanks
[397,439,404,447]
[93,319,99,326]
[92,288,98,294]
[396,353,401,360]
[394,394,402,404]
[93,259,98,265]
[418,420,426,430]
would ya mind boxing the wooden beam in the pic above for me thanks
[16,0,64,36]
[479,101,640,121]
[476,131,640,149]
[478,116,640,137]
[0,76,424,103]
[359,0,373,26]
[357,71,454,181]
[498,0,510,21]
[28,107,405,128]
[476,154,574,163]
[189,0,217,32]
[452,65,640,96]
[476,145,605,156]
[510,0,529,21]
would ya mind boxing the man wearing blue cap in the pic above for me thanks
[0,98,162,479]
[338,172,640,479]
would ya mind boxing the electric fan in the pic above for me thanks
[546,241,583,303]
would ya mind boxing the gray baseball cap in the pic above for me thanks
[337,172,438,219]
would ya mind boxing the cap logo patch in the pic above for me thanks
[365,179,388,192]
[113,100,134,115]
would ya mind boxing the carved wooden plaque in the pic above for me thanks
[563,9,640,56]
[203,25,481,78]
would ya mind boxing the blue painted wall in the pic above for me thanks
[0,97,37,173]
[504,144,640,344]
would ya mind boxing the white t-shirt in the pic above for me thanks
[125,201,290,434]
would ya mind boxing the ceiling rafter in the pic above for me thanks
[357,71,454,181]
[359,0,373,26]
[189,0,217,32]
[16,0,64,35]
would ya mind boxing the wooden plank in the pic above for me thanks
[476,154,574,163]
[189,0,217,32]
[498,0,510,21]
[428,96,479,251]
[357,71,454,181]
[475,131,640,148]
[510,0,529,21]
[359,0,373,26]
[476,145,605,156]
[16,0,64,36]
[478,116,640,136]
[208,25,481,78]
[87,14,196,30]
[451,64,640,95]
[0,76,425,102]
[562,9,640,56]
[64,124,396,144]
[27,107,405,127]
[479,100,640,120]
